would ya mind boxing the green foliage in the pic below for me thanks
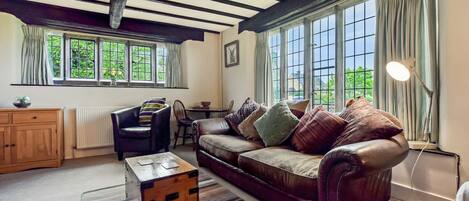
[313,66,374,110]
[102,41,126,80]
[131,46,152,81]
[70,38,95,79]
[47,35,62,78]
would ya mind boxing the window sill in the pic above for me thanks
[10,83,189,89]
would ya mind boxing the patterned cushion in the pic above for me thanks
[254,101,300,146]
[138,99,166,126]
[237,105,267,140]
[291,106,348,154]
[332,97,403,148]
[224,98,259,135]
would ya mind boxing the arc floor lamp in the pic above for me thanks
[386,59,437,149]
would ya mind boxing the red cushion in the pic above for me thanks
[291,106,348,154]
[332,97,403,148]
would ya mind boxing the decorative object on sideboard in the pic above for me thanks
[13,96,31,108]
[200,101,211,109]
[224,40,239,67]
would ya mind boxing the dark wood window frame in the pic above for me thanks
[49,30,169,88]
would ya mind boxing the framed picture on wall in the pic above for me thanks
[224,40,239,67]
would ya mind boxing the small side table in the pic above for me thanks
[125,152,199,201]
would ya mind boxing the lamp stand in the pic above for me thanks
[409,66,437,149]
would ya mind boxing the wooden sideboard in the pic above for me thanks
[0,108,63,173]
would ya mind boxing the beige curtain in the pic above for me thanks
[164,43,184,88]
[374,0,439,141]
[21,25,53,85]
[254,31,273,105]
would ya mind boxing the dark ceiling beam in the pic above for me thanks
[0,0,206,43]
[239,0,338,33]
[149,0,249,20]
[211,0,264,12]
[109,0,127,29]
[79,0,233,27]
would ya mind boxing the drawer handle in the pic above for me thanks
[10,144,15,147]
[32,116,38,119]
[4,144,9,147]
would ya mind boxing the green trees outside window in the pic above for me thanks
[47,34,62,78]
[102,41,126,80]
[131,45,152,81]
[70,38,96,79]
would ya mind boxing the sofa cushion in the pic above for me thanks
[291,107,348,154]
[225,98,259,135]
[139,99,166,126]
[120,126,151,138]
[254,101,299,146]
[199,134,262,166]
[238,105,267,141]
[332,97,403,148]
[287,99,310,119]
[238,147,321,199]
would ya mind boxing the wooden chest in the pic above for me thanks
[125,152,199,201]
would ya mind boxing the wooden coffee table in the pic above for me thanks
[125,152,198,201]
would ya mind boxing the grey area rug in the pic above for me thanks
[80,171,243,201]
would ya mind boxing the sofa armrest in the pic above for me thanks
[193,118,231,137]
[318,134,409,201]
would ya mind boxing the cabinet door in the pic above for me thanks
[11,125,57,163]
[0,127,11,165]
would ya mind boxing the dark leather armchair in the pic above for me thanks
[111,104,171,160]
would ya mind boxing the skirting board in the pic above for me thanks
[392,182,454,201]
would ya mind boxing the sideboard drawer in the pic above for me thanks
[0,113,10,124]
[12,112,57,124]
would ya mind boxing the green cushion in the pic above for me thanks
[254,101,300,146]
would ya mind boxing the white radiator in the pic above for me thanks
[75,106,126,149]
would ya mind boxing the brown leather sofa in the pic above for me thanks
[193,111,409,201]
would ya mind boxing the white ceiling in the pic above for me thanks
[28,0,279,32]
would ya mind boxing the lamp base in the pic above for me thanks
[408,140,437,150]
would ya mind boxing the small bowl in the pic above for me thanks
[13,102,31,108]
[201,101,211,108]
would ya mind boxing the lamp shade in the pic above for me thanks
[386,61,411,81]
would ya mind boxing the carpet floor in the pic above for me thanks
[0,145,253,201]
[0,144,402,201]
[79,170,242,201]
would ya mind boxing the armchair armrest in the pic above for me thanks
[111,106,140,130]
[318,134,408,201]
[150,105,171,151]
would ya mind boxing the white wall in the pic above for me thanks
[0,13,222,159]
[221,25,256,109]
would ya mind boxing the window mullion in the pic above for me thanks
[280,28,287,100]
[335,6,345,111]
[303,19,312,104]
[153,44,157,86]
[64,34,71,81]
[96,37,101,83]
